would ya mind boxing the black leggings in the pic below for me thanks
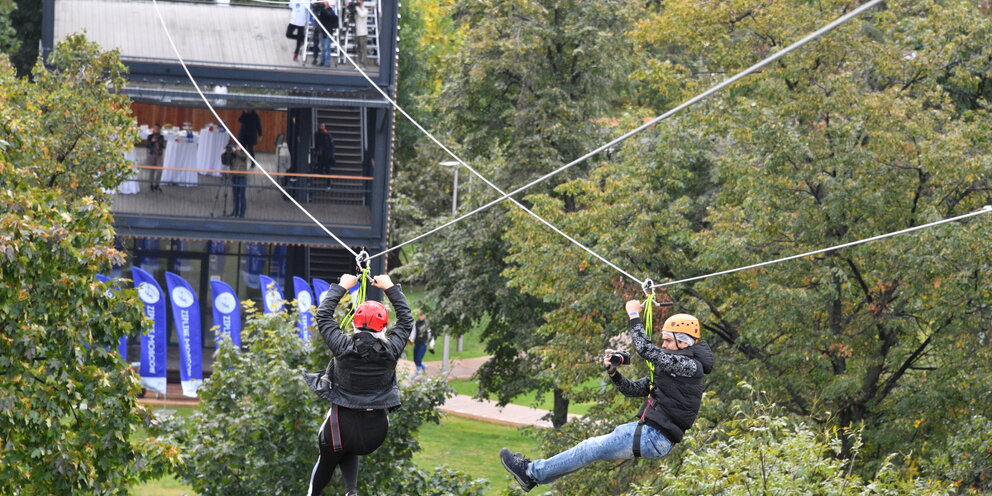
[308,404,389,495]
[286,24,305,55]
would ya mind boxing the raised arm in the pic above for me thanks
[625,300,700,378]
[314,275,356,356]
[372,275,413,358]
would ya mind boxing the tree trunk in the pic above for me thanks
[552,388,570,428]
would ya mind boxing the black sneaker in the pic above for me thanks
[500,448,536,492]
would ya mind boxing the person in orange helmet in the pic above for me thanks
[309,273,412,496]
[500,301,714,492]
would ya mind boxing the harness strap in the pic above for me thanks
[643,292,656,388]
[330,403,343,452]
[632,421,645,459]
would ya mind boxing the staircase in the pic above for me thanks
[308,246,358,282]
[310,107,367,205]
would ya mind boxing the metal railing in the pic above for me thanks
[109,166,373,225]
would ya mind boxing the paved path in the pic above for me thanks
[140,355,579,428]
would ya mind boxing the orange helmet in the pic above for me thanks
[662,314,700,339]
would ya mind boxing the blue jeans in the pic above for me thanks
[413,344,427,371]
[527,421,673,485]
[320,35,332,66]
[231,176,247,217]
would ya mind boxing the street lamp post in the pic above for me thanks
[439,161,461,371]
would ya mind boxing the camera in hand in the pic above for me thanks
[608,350,631,366]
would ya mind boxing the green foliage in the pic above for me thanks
[0,34,177,494]
[0,0,19,57]
[155,306,485,495]
[921,415,992,494]
[502,0,992,478]
[629,391,952,496]
[402,0,643,425]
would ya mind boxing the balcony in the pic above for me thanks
[111,151,376,246]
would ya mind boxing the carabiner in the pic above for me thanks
[641,278,655,297]
[355,250,371,270]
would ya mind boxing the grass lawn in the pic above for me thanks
[131,408,536,496]
[450,378,600,416]
[131,406,197,496]
[413,414,540,495]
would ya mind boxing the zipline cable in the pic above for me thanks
[373,0,886,263]
[651,205,992,289]
[149,0,359,259]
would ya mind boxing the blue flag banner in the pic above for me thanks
[292,276,315,341]
[165,272,203,398]
[131,267,167,395]
[312,278,330,308]
[210,280,242,347]
[96,274,128,358]
[260,275,284,314]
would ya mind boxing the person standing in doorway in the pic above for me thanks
[146,123,165,192]
[286,1,308,62]
[237,109,263,159]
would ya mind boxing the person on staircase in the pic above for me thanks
[314,122,336,175]
[308,273,413,496]
[499,302,714,492]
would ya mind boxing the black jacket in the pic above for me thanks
[316,6,339,32]
[237,110,262,146]
[314,284,413,410]
[609,318,714,443]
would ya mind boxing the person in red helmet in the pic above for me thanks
[308,273,413,496]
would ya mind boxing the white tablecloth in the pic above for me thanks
[118,148,140,194]
[161,138,199,186]
[195,127,229,176]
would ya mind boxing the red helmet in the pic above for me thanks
[353,300,388,331]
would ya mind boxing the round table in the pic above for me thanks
[161,136,200,186]
[196,127,229,176]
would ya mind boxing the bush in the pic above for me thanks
[922,415,992,495]
[155,305,485,495]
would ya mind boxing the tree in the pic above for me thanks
[503,0,992,476]
[7,0,38,76]
[401,0,640,427]
[0,35,178,494]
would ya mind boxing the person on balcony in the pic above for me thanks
[146,123,165,192]
[223,141,249,218]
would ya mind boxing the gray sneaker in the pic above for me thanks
[500,448,536,492]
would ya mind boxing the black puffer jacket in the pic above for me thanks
[609,317,714,443]
[314,283,413,410]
